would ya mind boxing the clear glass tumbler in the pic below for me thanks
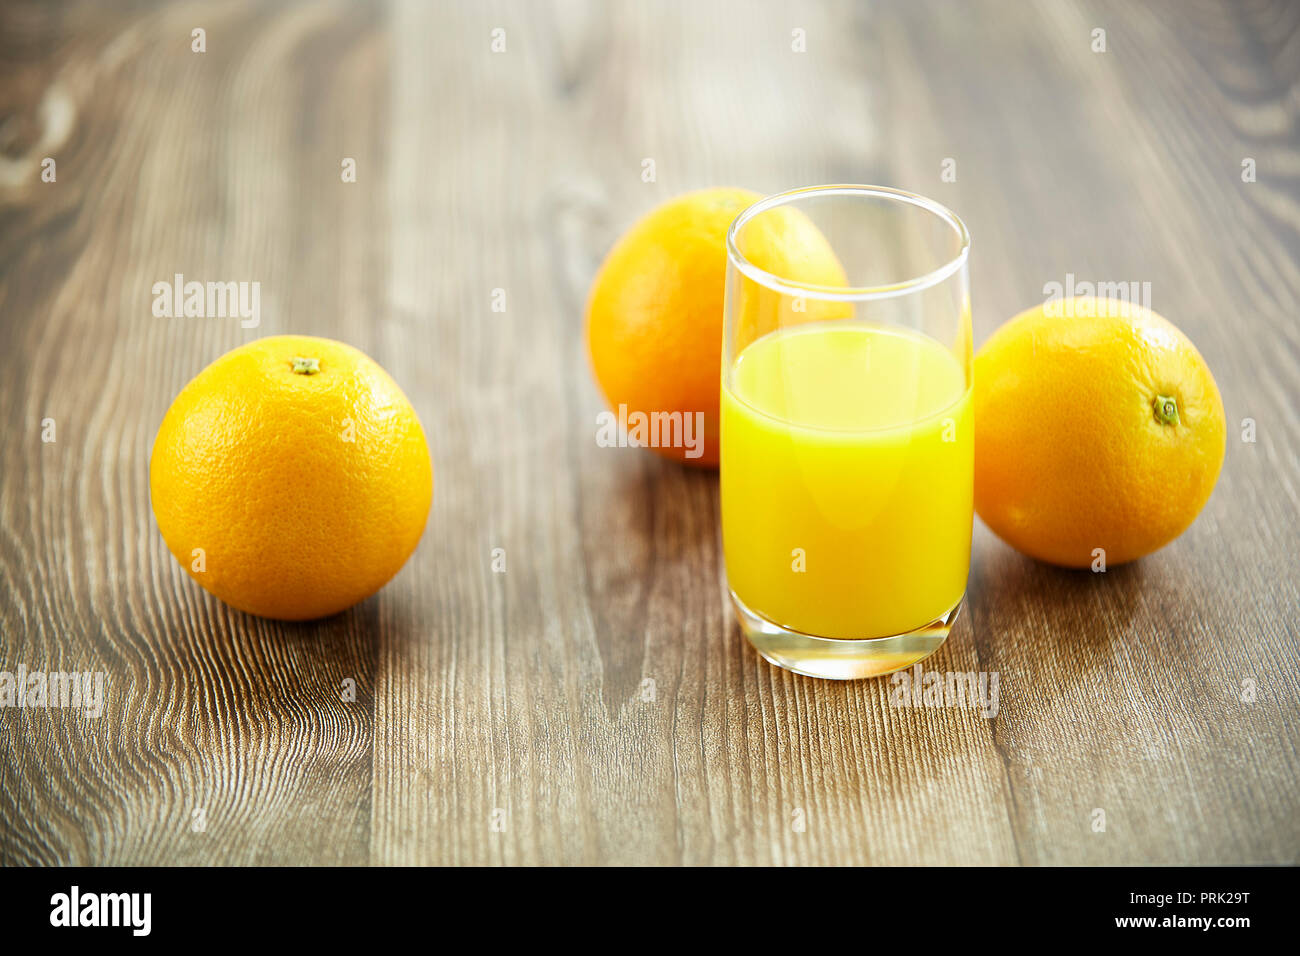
[720,185,973,680]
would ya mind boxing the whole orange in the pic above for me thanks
[585,188,847,467]
[150,336,433,620]
[974,297,1225,567]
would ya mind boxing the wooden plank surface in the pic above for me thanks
[1,0,1297,866]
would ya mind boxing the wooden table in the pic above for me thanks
[1,0,1296,866]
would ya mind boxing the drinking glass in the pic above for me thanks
[720,185,973,679]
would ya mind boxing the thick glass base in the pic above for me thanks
[731,590,963,680]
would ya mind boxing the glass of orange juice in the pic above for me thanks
[721,185,973,679]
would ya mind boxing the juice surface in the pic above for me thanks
[721,321,973,639]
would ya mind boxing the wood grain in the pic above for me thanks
[1,0,1297,866]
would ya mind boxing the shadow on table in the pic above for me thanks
[969,529,1147,670]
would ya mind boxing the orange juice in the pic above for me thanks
[720,321,973,640]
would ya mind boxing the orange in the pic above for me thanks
[585,187,847,467]
[974,297,1225,567]
[150,336,433,620]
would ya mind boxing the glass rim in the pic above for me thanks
[725,184,971,302]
